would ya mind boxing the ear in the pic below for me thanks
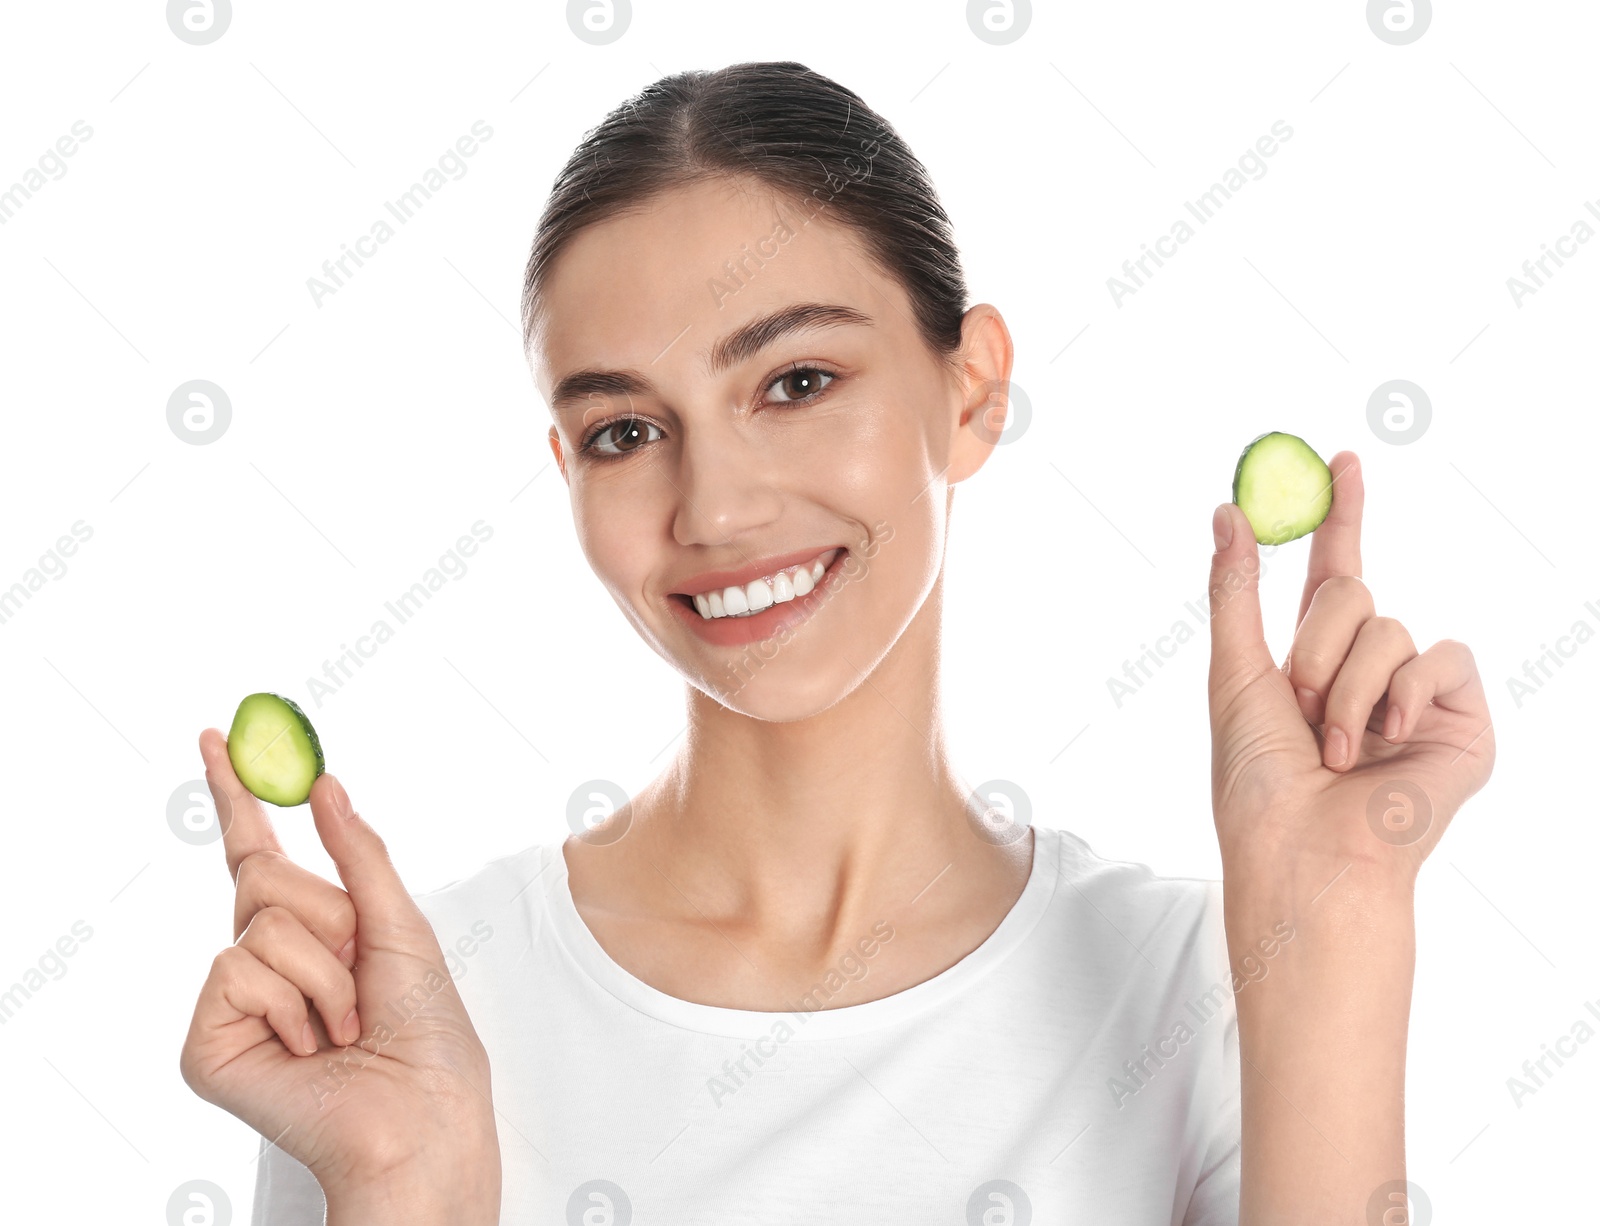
[946,303,1015,485]
[548,424,569,485]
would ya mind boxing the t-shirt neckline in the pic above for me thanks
[542,823,1059,1039]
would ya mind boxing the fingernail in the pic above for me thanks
[1295,687,1320,722]
[1325,726,1348,767]
[343,1008,360,1045]
[328,775,353,820]
[300,1021,317,1055]
[1212,504,1233,551]
[1382,705,1402,740]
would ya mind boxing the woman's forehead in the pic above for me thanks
[531,181,893,395]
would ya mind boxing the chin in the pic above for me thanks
[697,658,856,723]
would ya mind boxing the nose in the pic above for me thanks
[669,412,785,550]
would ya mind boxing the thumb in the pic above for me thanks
[309,772,419,937]
[1207,503,1276,707]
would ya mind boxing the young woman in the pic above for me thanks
[180,61,1495,1224]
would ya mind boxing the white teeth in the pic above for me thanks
[685,548,840,620]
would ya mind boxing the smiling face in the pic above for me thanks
[529,176,1006,721]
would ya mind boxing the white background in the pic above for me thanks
[0,1,1592,1220]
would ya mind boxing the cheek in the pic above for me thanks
[828,497,943,644]
[784,396,948,611]
[571,483,657,597]
[797,390,946,510]
[844,402,946,532]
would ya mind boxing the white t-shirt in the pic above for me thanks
[251,823,1242,1223]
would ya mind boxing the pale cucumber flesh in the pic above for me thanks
[227,692,325,807]
[1231,432,1333,545]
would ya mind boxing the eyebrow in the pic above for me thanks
[548,301,873,415]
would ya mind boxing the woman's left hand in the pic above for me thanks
[1206,450,1495,892]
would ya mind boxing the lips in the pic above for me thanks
[689,549,841,620]
[665,546,852,646]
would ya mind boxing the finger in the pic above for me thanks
[1284,575,1376,724]
[1322,616,1417,771]
[1385,639,1490,743]
[205,944,319,1058]
[308,773,420,938]
[200,726,284,885]
[1295,451,1363,628]
[238,905,361,1048]
[1208,502,1278,708]
[233,851,358,962]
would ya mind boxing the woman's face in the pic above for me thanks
[529,177,1006,721]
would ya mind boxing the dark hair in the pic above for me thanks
[520,60,969,374]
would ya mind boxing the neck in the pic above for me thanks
[627,574,1005,946]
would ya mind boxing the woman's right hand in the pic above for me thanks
[179,729,501,1222]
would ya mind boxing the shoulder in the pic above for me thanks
[406,839,562,955]
[1044,822,1224,916]
[1035,824,1232,983]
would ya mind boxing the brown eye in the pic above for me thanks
[768,367,835,403]
[588,417,662,457]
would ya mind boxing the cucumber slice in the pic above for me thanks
[1231,432,1333,545]
[226,692,325,806]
